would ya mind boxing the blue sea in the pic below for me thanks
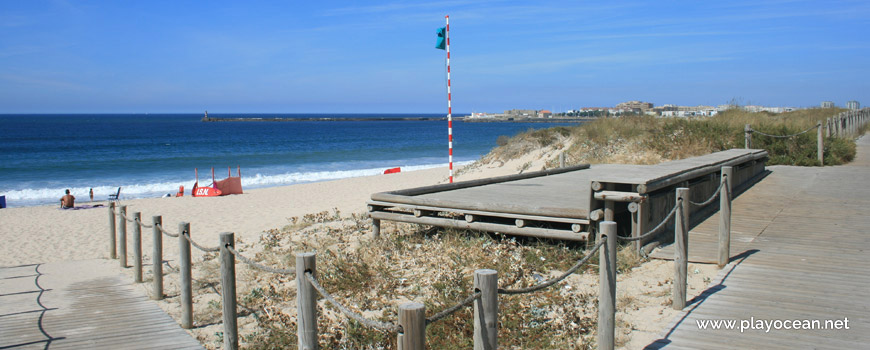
[0,114,576,207]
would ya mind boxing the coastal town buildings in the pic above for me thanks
[847,100,860,110]
[473,100,819,120]
[821,101,835,108]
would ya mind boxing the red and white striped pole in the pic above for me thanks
[445,15,453,183]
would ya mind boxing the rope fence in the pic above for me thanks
[155,223,179,238]
[689,177,727,207]
[304,272,400,332]
[749,124,818,138]
[617,200,680,242]
[498,239,604,294]
[104,160,752,350]
[745,109,869,165]
[226,245,293,274]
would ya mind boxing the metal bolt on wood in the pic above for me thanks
[108,202,116,259]
[674,188,690,310]
[474,269,498,350]
[119,205,127,267]
[718,168,733,269]
[179,222,192,329]
[598,221,617,350]
[151,216,163,300]
[132,212,143,283]
[297,252,318,350]
[220,232,239,350]
[398,302,426,350]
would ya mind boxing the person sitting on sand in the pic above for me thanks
[60,189,75,209]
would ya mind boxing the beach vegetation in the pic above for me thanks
[481,108,857,168]
[220,216,604,349]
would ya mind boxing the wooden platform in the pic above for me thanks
[646,136,870,349]
[0,259,203,350]
[369,149,767,241]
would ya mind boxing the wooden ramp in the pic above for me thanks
[646,136,870,349]
[0,259,203,350]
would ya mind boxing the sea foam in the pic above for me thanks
[1,162,466,208]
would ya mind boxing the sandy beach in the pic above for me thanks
[0,150,718,349]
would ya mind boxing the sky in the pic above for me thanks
[1,0,868,113]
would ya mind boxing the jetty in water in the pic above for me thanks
[202,115,451,122]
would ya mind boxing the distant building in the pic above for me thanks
[537,110,552,118]
[821,101,835,108]
[504,109,537,117]
[846,100,860,110]
[616,100,653,112]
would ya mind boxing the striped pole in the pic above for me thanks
[445,15,453,183]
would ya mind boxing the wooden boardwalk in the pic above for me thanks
[646,136,870,349]
[0,259,203,350]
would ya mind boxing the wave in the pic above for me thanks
[1,162,469,207]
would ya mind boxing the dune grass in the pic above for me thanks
[485,108,857,168]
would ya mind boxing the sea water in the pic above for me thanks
[0,114,576,207]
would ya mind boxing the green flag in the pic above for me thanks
[435,27,446,50]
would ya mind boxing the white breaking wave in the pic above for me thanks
[1,162,469,207]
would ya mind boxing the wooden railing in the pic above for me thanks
[106,165,736,350]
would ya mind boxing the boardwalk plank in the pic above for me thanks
[0,259,203,350]
[647,135,870,349]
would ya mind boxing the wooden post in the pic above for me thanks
[119,205,128,267]
[473,269,498,350]
[108,202,117,259]
[559,152,566,168]
[179,222,193,329]
[817,121,824,165]
[398,302,426,350]
[372,218,381,238]
[826,118,831,138]
[220,232,239,350]
[296,252,318,350]
[133,212,143,283]
[744,124,751,149]
[633,201,648,253]
[604,200,615,222]
[718,168,733,269]
[597,221,617,350]
[674,188,690,310]
[151,216,163,300]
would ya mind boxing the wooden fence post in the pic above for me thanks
[133,212,143,283]
[151,216,163,300]
[372,218,381,238]
[597,221,617,350]
[674,188,690,310]
[718,168,733,269]
[604,200,615,222]
[220,232,239,350]
[474,269,498,350]
[179,222,193,329]
[296,252,318,350]
[744,124,751,149]
[398,302,426,350]
[817,121,824,165]
[826,118,831,138]
[119,205,128,267]
[559,152,566,168]
[108,202,117,259]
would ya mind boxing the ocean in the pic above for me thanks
[0,114,576,208]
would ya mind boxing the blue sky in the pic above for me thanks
[1,0,868,113]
